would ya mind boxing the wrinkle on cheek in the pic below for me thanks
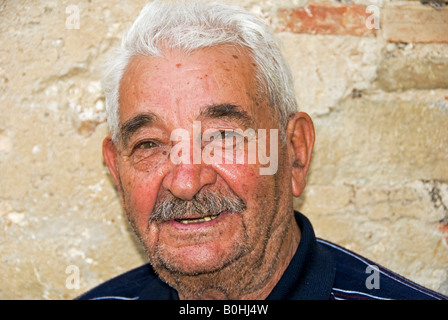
[120,165,167,230]
[146,222,160,258]
[213,163,258,198]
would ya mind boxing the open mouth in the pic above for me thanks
[174,212,222,225]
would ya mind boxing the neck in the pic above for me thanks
[158,212,301,300]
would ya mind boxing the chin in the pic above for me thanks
[153,240,248,276]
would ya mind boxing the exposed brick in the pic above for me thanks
[382,4,448,43]
[376,58,448,91]
[310,99,448,184]
[438,222,448,247]
[276,1,376,36]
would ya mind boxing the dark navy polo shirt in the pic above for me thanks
[76,212,447,300]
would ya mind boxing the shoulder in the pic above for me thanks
[75,263,156,300]
[317,239,448,300]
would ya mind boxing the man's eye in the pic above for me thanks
[218,130,239,140]
[136,140,158,149]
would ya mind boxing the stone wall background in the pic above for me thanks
[0,0,447,299]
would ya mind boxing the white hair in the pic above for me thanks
[103,0,298,143]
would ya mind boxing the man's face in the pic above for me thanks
[105,46,293,278]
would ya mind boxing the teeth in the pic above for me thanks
[178,214,219,225]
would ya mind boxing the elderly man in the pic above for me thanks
[77,1,446,300]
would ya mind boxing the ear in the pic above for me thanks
[287,112,315,197]
[102,135,121,188]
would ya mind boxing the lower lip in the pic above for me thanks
[167,211,231,230]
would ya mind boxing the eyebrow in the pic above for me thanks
[199,104,254,128]
[120,112,159,148]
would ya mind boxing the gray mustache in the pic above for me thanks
[150,191,246,222]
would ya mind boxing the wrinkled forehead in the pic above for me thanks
[117,45,272,132]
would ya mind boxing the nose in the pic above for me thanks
[162,162,217,201]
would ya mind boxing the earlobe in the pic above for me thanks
[102,135,121,188]
[287,112,315,197]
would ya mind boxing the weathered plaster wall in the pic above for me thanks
[0,0,447,299]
